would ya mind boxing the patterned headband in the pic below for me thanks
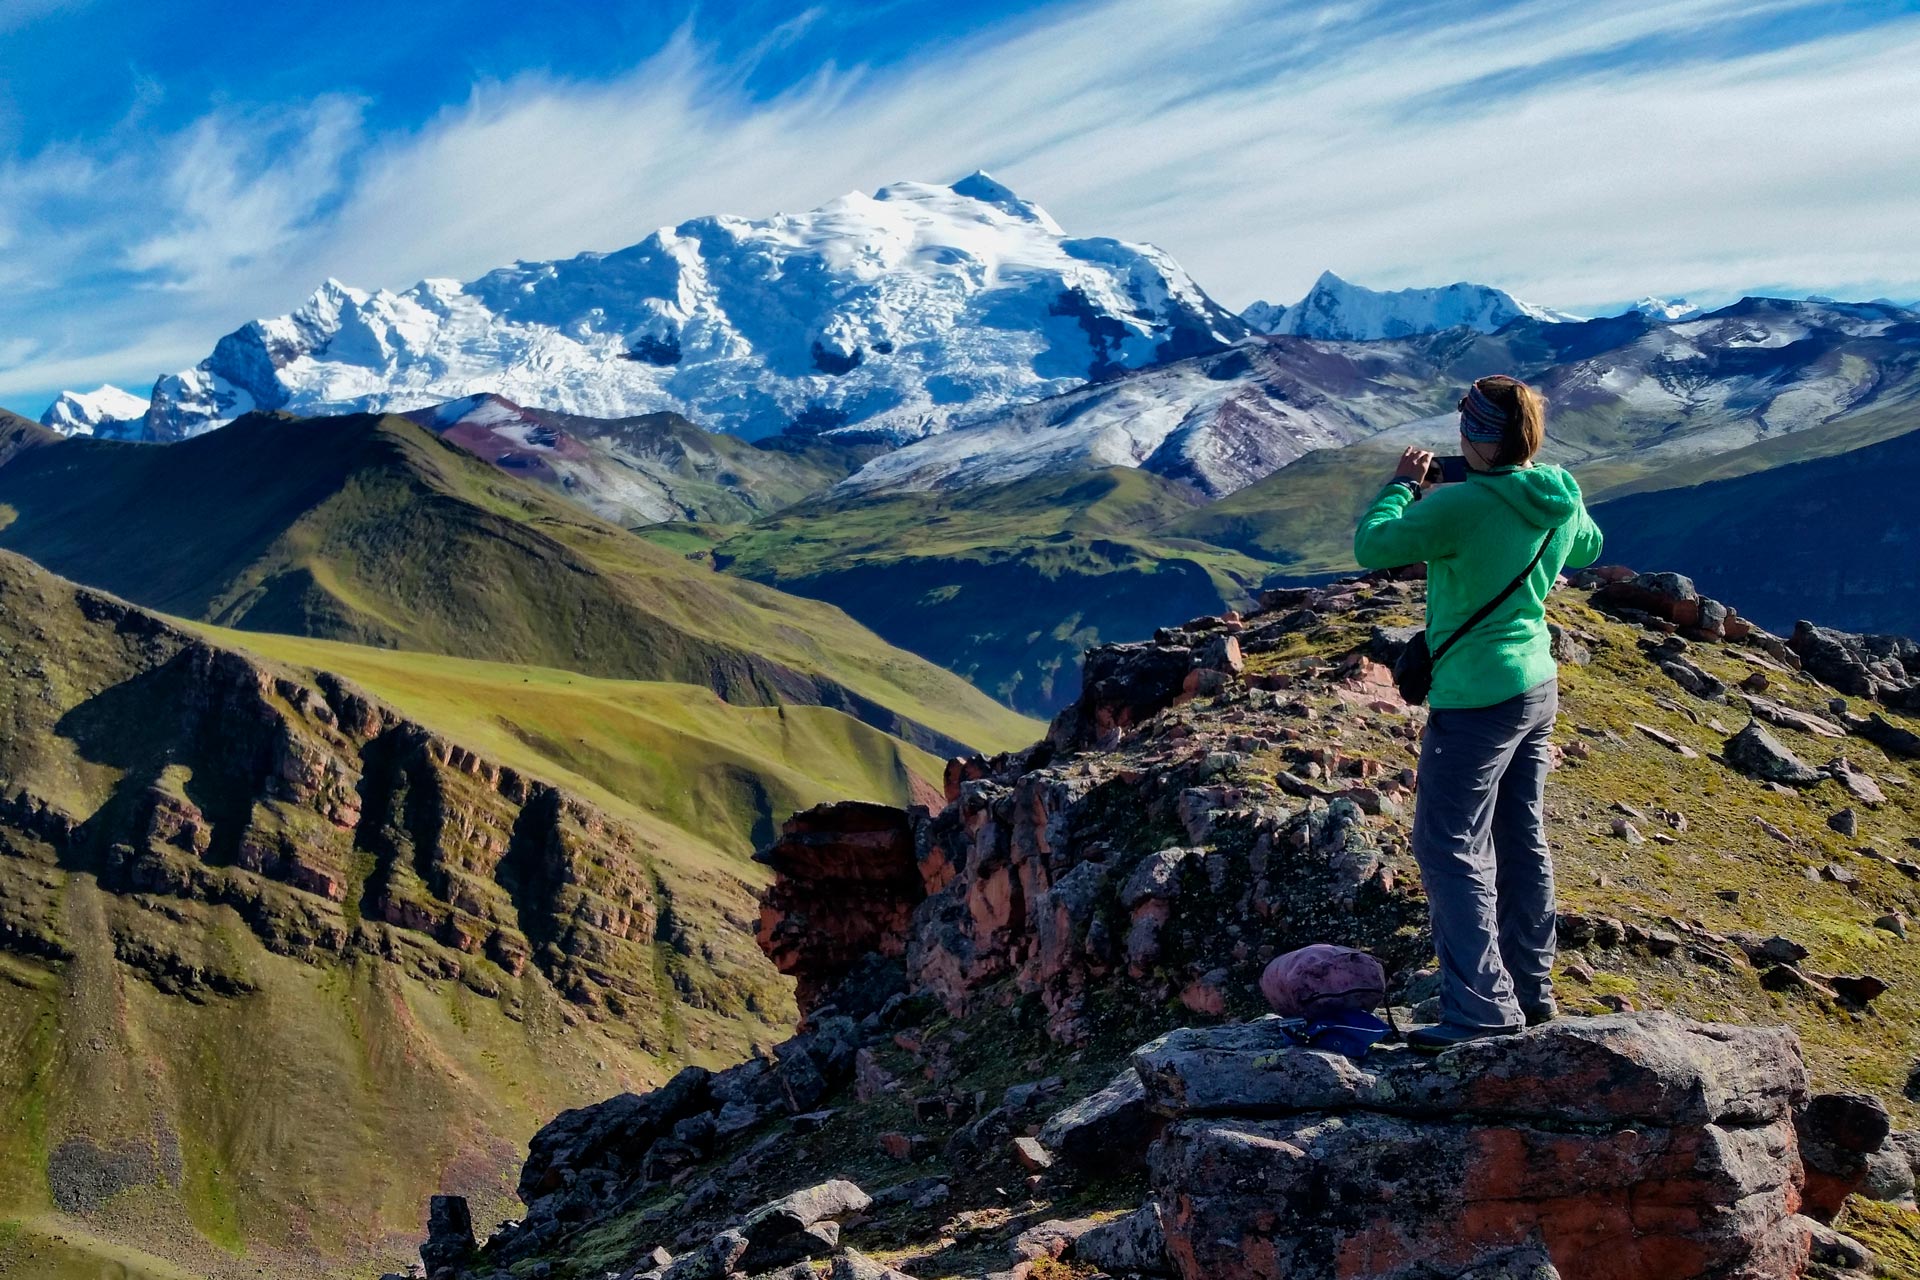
[1460,383,1512,443]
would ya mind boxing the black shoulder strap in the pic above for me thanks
[1431,526,1556,665]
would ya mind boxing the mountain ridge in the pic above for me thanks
[59,174,1245,445]
[1241,269,1579,338]
[0,410,1037,758]
[0,547,820,1277]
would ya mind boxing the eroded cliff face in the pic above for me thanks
[0,551,766,1028]
[0,550,786,1278]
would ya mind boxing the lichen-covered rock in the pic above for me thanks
[742,1179,873,1244]
[1725,722,1827,787]
[1047,629,1245,753]
[1037,1068,1157,1169]
[422,1195,476,1276]
[1136,1014,1806,1127]
[831,1250,917,1280]
[1146,1015,1834,1280]
[518,1066,714,1203]
[1797,1093,1894,1222]
[1075,1204,1172,1275]
[659,1228,748,1280]
[1789,622,1920,708]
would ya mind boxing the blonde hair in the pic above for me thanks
[1470,375,1545,466]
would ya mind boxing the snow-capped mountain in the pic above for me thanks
[835,335,1445,498]
[839,296,1920,498]
[39,384,150,437]
[100,173,1245,443]
[1628,296,1702,321]
[1241,270,1578,340]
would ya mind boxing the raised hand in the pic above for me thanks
[1393,446,1436,485]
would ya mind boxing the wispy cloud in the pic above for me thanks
[123,97,364,290]
[0,0,95,37]
[3,0,1917,411]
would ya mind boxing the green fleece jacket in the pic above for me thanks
[1354,465,1603,709]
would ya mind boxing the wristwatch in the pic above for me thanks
[1386,475,1423,500]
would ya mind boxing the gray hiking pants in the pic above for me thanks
[1412,678,1559,1031]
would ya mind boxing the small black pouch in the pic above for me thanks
[1393,631,1434,704]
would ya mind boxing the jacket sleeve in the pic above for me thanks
[1563,489,1604,570]
[1353,483,1459,569]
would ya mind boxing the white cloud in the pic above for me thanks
[4,0,1919,410]
[123,97,364,290]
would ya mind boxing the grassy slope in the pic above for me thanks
[1159,441,1404,575]
[1575,396,1920,503]
[0,412,1035,757]
[0,905,678,1280]
[0,552,956,1280]
[675,468,1275,714]
[1590,422,1920,638]
[548,409,883,525]
[200,627,947,863]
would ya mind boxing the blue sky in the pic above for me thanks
[4,0,1919,415]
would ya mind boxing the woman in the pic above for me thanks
[1353,375,1603,1051]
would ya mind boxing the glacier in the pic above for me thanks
[1241,270,1578,340]
[39,384,151,437]
[99,173,1246,443]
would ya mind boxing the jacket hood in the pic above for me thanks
[1470,463,1584,528]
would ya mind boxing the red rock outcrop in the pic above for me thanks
[756,801,923,1015]
[1046,617,1246,752]
[1140,1014,1853,1280]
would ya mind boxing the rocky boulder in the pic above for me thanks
[756,802,924,1016]
[1037,1067,1158,1170]
[517,1066,714,1203]
[1724,722,1826,787]
[1796,1093,1894,1221]
[1592,570,1743,640]
[1144,1014,1856,1280]
[1789,622,1920,709]
[1047,629,1244,753]
[421,1195,476,1277]
[1075,1204,1173,1275]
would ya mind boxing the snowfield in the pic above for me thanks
[1240,270,1579,340]
[39,384,151,437]
[86,174,1246,443]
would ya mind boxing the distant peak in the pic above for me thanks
[947,170,1056,227]
[1312,269,1352,289]
[950,170,1016,202]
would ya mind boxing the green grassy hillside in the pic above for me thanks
[0,412,1035,758]
[1159,441,1404,575]
[0,547,965,1279]
[202,627,947,860]
[672,469,1274,713]
[546,406,883,524]
[1591,421,1920,639]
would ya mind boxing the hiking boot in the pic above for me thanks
[1522,999,1558,1027]
[1407,1022,1521,1054]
